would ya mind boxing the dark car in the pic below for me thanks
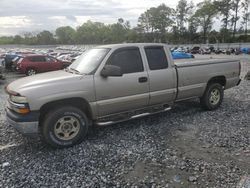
[16,55,64,76]
[190,46,200,54]
[4,53,19,70]
[214,48,222,54]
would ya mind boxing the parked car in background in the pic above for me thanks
[11,55,25,71]
[57,53,82,65]
[201,47,211,54]
[3,53,19,70]
[16,55,64,76]
[190,46,201,54]
[235,48,241,55]
[172,51,194,59]
[214,48,223,54]
[208,45,215,53]
[0,58,5,80]
[240,47,250,54]
[71,55,81,62]
[173,46,190,53]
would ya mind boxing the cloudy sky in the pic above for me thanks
[0,0,203,36]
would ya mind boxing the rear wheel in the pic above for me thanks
[200,83,224,110]
[42,106,89,148]
[26,68,36,76]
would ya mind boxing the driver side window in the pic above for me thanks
[107,47,144,74]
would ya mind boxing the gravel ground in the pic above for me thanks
[0,54,249,188]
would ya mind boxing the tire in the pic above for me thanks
[26,68,37,76]
[42,106,89,148]
[200,83,224,110]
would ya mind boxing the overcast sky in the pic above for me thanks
[0,0,204,36]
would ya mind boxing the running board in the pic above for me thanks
[96,107,171,126]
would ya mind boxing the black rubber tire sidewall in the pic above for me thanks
[42,106,88,148]
[200,83,224,110]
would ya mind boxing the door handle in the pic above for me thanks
[138,77,148,83]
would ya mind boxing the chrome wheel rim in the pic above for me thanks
[209,88,220,105]
[28,69,36,76]
[54,116,81,141]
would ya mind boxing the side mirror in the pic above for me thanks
[101,65,123,77]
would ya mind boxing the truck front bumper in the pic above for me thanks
[6,108,40,136]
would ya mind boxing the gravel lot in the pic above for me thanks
[0,54,249,187]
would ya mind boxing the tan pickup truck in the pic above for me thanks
[5,43,241,148]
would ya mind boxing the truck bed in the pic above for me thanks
[174,57,241,101]
[174,58,240,68]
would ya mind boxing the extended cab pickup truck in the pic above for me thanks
[5,43,241,148]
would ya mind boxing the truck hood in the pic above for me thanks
[7,70,82,95]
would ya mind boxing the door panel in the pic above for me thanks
[144,46,177,105]
[95,72,149,116]
[94,47,150,117]
[148,69,177,105]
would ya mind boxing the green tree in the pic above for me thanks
[175,0,194,43]
[231,0,241,40]
[214,0,233,42]
[13,35,23,44]
[176,0,193,32]
[241,0,250,37]
[138,12,151,33]
[22,32,38,45]
[137,4,174,42]
[188,15,200,43]
[37,30,55,45]
[193,0,218,43]
[55,26,75,44]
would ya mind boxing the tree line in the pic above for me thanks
[0,0,250,45]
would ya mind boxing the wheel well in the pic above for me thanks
[39,98,92,126]
[207,76,226,87]
[26,67,36,72]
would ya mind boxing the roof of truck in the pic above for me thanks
[97,43,168,49]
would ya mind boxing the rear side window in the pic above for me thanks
[107,48,143,74]
[28,56,46,62]
[145,47,168,70]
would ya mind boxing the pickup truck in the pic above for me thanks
[5,43,241,148]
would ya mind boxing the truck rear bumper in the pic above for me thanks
[5,108,40,136]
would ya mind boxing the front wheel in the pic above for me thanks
[200,83,224,110]
[42,106,89,148]
[26,68,37,76]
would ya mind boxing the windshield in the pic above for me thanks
[68,48,110,74]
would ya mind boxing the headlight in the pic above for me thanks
[9,95,30,114]
[10,95,28,103]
